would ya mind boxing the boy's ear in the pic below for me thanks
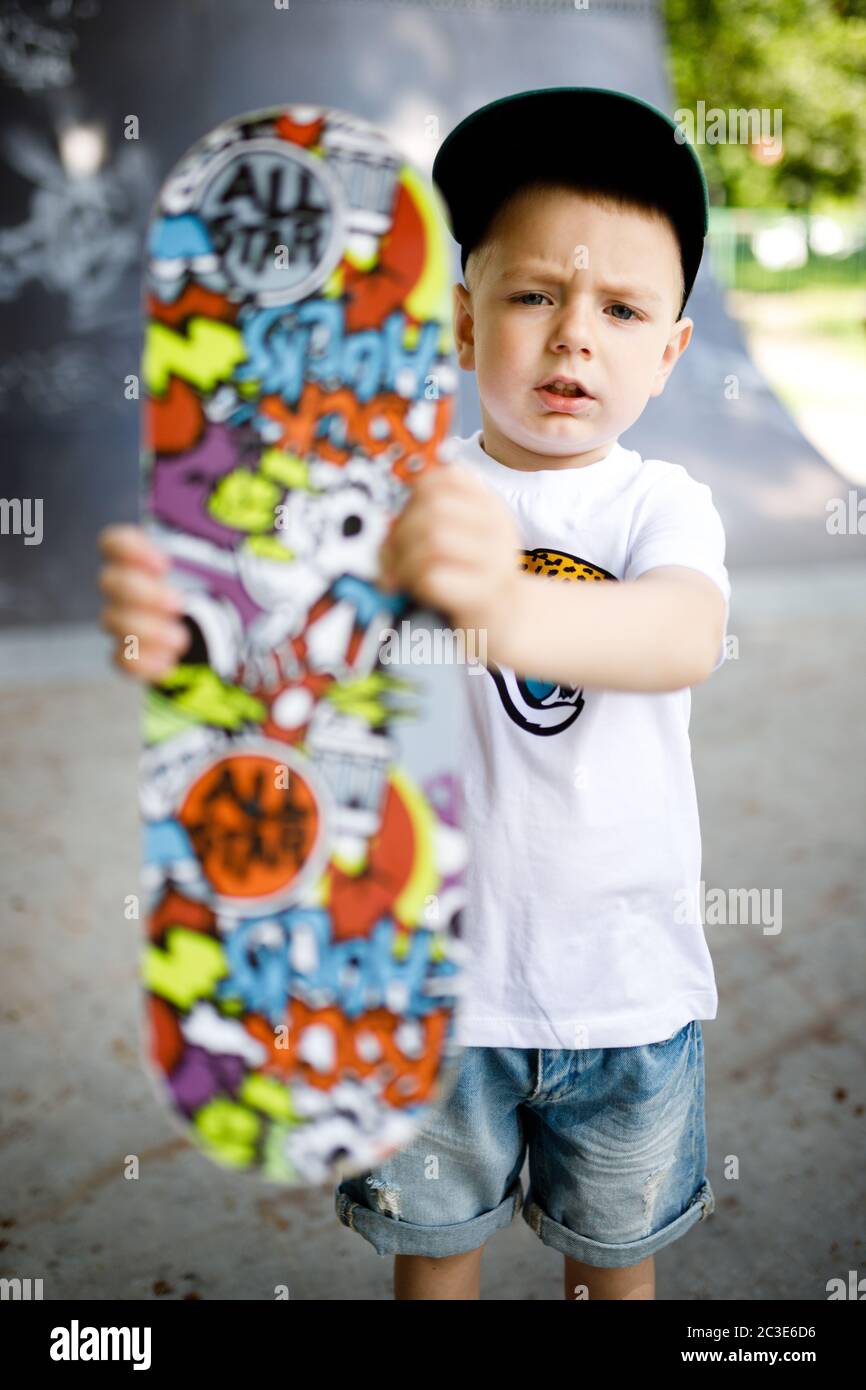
[453,281,476,372]
[649,316,693,398]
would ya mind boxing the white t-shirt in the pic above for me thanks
[441,428,731,1050]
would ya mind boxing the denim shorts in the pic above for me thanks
[334,1020,714,1267]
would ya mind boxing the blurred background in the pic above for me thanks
[0,0,864,1300]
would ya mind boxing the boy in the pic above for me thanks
[99,88,730,1301]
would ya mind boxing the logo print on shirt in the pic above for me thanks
[487,548,619,736]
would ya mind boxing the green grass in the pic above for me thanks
[720,255,864,295]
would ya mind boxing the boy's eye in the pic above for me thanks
[607,303,640,322]
[510,292,550,306]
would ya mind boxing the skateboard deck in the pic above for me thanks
[138,105,468,1186]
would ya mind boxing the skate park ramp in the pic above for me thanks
[0,0,863,630]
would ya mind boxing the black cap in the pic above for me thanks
[431,86,710,316]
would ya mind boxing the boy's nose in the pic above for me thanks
[547,300,595,356]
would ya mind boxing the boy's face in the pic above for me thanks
[453,187,693,470]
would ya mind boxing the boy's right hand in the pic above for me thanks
[98,524,191,681]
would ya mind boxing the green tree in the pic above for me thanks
[664,0,866,209]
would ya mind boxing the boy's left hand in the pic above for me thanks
[376,463,522,648]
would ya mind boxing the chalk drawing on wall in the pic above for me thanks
[0,0,99,92]
[0,125,155,330]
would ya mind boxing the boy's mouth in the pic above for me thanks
[535,376,596,413]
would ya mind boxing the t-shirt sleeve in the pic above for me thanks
[624,464,731,673]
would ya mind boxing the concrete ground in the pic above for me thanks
[1,562,864,1300]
